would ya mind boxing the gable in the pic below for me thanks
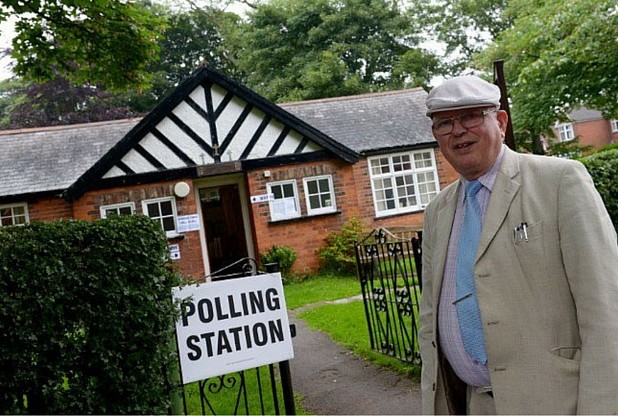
[64,65,358,201]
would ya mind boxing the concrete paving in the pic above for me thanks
[287,303,422,415]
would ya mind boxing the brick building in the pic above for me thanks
[550,108,618,153]
[0,65,458,279]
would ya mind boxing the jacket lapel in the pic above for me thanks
[477,148,521,260]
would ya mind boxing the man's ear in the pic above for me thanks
[497,109,509,132]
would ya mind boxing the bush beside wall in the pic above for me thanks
[0,215,183,414]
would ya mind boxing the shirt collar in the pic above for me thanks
[459,144,506,193]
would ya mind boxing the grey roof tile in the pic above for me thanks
[280,88,436,154]
[0,88,436,200]
[0,119,137,199]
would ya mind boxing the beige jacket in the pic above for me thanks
[419,147,618,414]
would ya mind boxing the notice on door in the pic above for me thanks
[172,273,294,384]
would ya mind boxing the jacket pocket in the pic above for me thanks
[550,346,581,361]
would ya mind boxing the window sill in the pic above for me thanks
[269,210,341,225]
[167,233,185,240]
[373,208,425,220]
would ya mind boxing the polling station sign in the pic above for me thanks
[172,273,294,384]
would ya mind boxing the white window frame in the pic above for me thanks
[556,122,575,142]
[611,119,618,133]
[368,149,440,217]
[267,180,301,221]
[0,203,29,227]
[100,202,136,218]
[303,175,337,216]
[141,197,179,237]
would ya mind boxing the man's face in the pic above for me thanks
[431,107,508,180]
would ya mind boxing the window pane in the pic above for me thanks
[118,206,132,215]
[318,179,329,191]
[147,203,160,217]
[272,185,283,199]
[309,195,320,209]
[105,208,119,217]
[162,216,175,231]
[1,217,11,226]
[414,152,433,168]
[320,194,332,207]
[283,183,294,197]
[160,201,173,216]
[307,180,318,194]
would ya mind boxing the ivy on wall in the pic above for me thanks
[0,215,184,414]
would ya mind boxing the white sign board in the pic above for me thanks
[169,244,180,260]
[172,273,294,384]
[177,214,201,233]
[250,193,275,204]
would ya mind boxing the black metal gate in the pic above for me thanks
[175,258,296,415]
[355,228,422,364]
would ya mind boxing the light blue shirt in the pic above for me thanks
[438,145,505,387]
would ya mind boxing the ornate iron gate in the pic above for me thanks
[355,229,422,364]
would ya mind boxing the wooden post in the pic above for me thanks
[493,60,516,150]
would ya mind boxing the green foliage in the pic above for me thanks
[260,245,297,279]
[477,0,618,151]
[233,0,439,102]
[299,301,419,379]
[283,273,360,310]
[0,215,184,414]
[407,0,511,75]
[2,0,167,91]
[579,148,618,230]
[317,218,364,274]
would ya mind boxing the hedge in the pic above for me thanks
[0,215,184,414]
[579,147,618,231]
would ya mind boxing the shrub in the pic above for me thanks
[0,215,183,414]
[260,245,297,279]
[579,147,618,230]
[318,218,364,275]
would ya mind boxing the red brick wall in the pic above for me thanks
[574,119,615,151]
[246,147,459,274]
[27,197,73,222]
[73,180,206,279]
[17,148,459,278]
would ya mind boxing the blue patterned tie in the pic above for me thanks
[455,180,487,364]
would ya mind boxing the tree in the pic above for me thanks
[132,4,244,109]
[0,77,140,129]
[406,0,511,75]
[0,4,245,128]
[232,0,440,102]
[0,0,166,91]
[477,0,618,152]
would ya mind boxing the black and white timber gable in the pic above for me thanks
[64,64,358,201]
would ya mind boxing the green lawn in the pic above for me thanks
[183,272,420,414]
[284,273,421,379]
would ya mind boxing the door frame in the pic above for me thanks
[193,173,255,280]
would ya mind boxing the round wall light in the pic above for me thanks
[173,181,191,198]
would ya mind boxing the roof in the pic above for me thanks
[568,108,605,123]
[63,65,360,201]
[0,68,436,202]
[0,119,138,200]
[281,88,436,154]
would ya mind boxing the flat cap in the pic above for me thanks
[425,75,501,117]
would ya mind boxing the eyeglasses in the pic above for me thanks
[432,109,497,135]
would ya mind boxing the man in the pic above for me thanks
[418,75,618,414]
